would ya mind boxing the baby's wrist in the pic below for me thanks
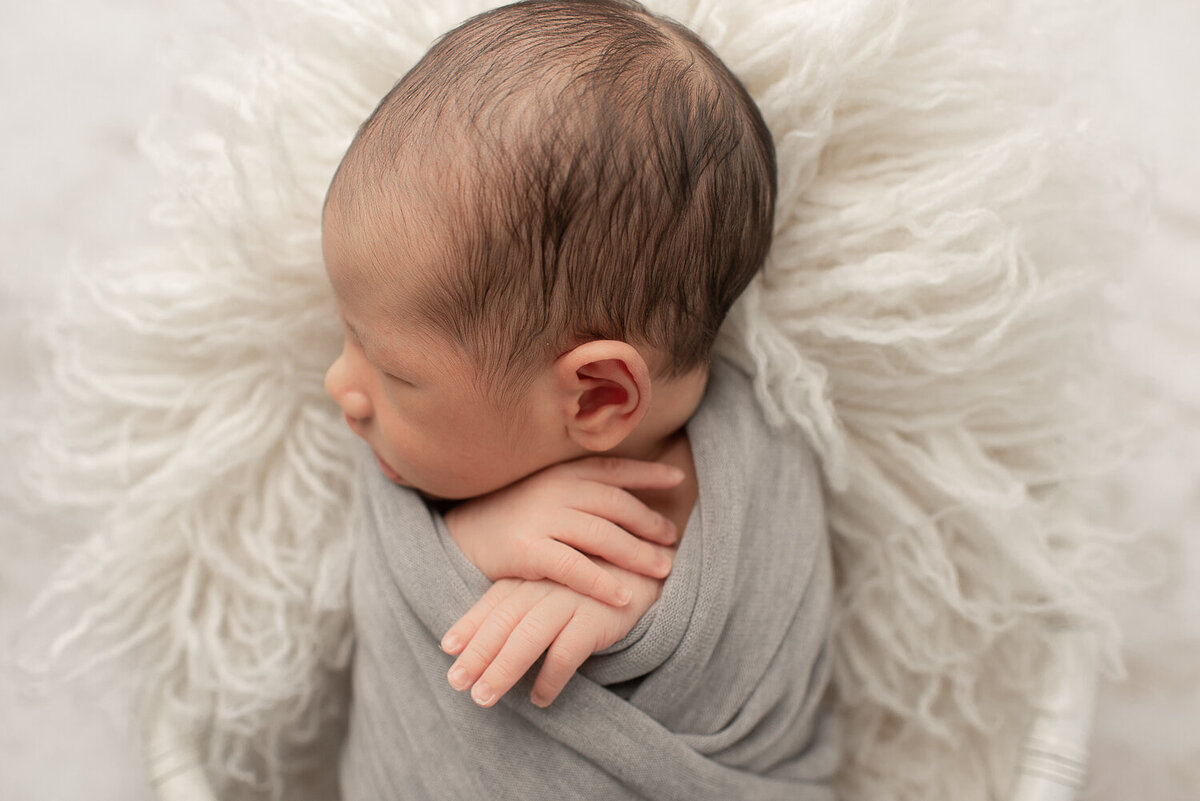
[443,503,490,576]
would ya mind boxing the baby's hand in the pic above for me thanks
[441,562,662,708]
[444,456,682,608]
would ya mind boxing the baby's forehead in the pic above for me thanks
[323,162,474,312]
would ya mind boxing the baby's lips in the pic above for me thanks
[373,451,407,485]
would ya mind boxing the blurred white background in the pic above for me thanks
[1,1,1196,799]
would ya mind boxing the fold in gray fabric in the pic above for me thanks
[340,358,839,800]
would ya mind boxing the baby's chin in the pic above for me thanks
[373,453,456,503]
[373,452,527,503]
[403,479,461,507]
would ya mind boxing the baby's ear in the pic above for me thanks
[554,341,651,452]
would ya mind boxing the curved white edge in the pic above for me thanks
[145,705,219,801]
[1009,629,1099,801]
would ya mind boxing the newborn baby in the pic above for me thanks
[323,0,838,796]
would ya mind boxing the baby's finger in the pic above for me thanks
[441,578,520,655]
[529,615,597,707]
[559,509,673,580]
[572,480,679,546]
[447,582,552,694]
[530,539,633,607]
[568,456,685,491]
[470,596,576,708]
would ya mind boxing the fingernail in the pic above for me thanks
[448,666,470,691]
[531,691,551,708]
[441,634,462,654]
[472,681,495,707]
[656,554,673,576]
[668,467,685,482]
[616,587,633,606]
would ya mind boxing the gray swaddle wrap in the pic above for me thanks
[341,359,839,800]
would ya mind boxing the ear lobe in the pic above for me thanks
[556,342,652,452]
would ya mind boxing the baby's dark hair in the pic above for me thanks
[327,0,776,394]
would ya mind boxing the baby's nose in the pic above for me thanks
[325,356,373,423]
[338,390,372,423]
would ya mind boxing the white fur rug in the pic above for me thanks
[9,1,1146,800]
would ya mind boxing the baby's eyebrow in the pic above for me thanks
[337,309,364,342]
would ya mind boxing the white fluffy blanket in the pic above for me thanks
[19,1,1141,799]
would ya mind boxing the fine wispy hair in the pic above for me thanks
[327,0,776,393]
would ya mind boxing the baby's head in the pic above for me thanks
[323,0,775,499]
